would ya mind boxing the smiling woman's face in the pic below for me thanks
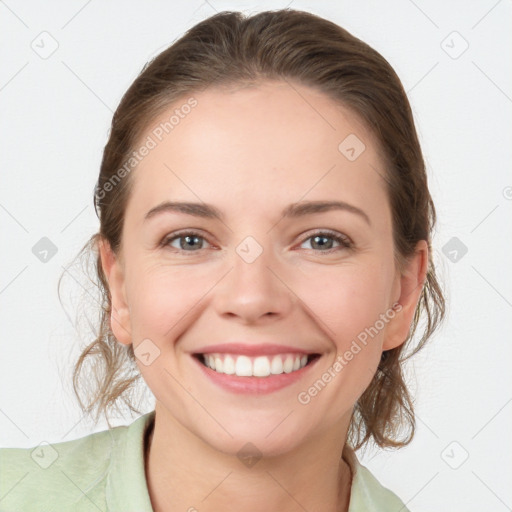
[100,80,426,457]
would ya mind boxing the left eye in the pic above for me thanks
[299,232,352,252]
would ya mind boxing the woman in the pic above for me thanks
[0,9,444,511]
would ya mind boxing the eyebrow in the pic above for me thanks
[144,200,371,226]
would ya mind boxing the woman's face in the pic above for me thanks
[102,80,426,456]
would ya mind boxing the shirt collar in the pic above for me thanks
[106,410,155,511]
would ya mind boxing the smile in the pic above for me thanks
[197,352,320,377]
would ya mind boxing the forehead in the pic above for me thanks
[126,80,389,222]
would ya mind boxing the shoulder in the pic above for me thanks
[0,423,118,511]
[0,411,155,512]
[343,445,412,512]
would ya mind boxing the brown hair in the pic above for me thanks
[67,8,445,449]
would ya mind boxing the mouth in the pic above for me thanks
[192,352,321,378]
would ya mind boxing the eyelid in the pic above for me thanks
[305,228,352,242]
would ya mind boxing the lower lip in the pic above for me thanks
[191,354,321,394]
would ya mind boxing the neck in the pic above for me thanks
[144,403,353,512]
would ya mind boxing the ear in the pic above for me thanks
[98,237,132,345]
[383,240,428,351]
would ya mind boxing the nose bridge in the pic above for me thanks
[215,233,294,321]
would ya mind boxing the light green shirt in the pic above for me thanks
[0,410,411,511]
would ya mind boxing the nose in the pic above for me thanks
[213,239,295,324]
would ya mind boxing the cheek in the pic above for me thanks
[292,263,394,411]
[296,260,395,347]
[124,261,214,339]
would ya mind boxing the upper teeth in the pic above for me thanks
[202,353,308,377]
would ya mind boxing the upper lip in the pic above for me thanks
[192,343,319,356]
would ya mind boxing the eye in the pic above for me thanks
[299,230,353,253]
[162,230,211,252]
[161,229,352,254]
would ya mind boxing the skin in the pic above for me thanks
[100,80,427,512]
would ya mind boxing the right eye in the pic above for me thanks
[162,230,212,253]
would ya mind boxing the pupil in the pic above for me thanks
[313,235,332,250]
[182,235,201,250]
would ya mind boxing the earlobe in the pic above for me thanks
[98,238,132,346]
[382,240,429,351]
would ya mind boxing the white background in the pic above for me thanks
[1,1,511,511]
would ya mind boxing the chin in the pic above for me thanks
[198,419,309,461]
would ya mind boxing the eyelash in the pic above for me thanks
[161,229,353,255]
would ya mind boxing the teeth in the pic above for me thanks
[223,355,235,374]
[235,355,252,376]
[202,353,310,377]
[253,356,270,377]
[270,356,283,374]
